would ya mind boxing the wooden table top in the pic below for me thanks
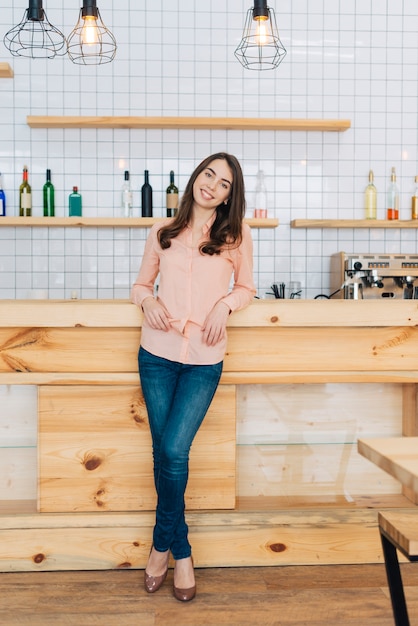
[358,437,418,494]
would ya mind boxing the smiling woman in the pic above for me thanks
[131,152,256,602]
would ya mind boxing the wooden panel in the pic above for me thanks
[38,385,236,512]
[27,115,351,132]
[3,370,418,386]
[0,327,140,373]
[2,326,418,376]
[0,449,37,501]
[225,326,418,372]
[236,382,402,499]
[237,444,401,498]
[0,63,13,78]
[0,507,401,571]
[401,385,418,502]
[291,219,418,229]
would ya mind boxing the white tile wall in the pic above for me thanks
[0,1,418,300]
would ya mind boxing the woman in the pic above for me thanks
[131,152,255,602]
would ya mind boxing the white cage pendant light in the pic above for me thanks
[3,0,67,59]
[67,0,117,65]
[235,0,287,71]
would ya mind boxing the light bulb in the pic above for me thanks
[81,15,98,45]
[255,18,268,45]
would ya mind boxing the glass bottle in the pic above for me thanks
[19,166,32,217]
[166,170,179,217]
[121,170,133,217]
[43,169,55,217]
[386,167,399,220]
[254,170,267,218]
[364,170,377,219]
[69,186,82,217]
[141,170,153,217]
[0,173,5,216]
[412,176,418,220]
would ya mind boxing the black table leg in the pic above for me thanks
[380,529,410,626]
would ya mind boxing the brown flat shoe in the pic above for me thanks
[173,583,196,602]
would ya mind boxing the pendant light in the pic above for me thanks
[234,0,287,71]
[67,0,117,66]
[3,0,66,59]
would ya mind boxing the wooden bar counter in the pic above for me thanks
[0,299,417,571]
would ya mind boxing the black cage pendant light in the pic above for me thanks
[234,0,287,71]
[67,0,117,65]
[3,0,67,59]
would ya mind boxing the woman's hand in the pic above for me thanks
[141,297,171,331]
[202,301,230,346]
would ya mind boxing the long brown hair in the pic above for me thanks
[158,152,246,255]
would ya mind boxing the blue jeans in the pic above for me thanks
[138,347,223,560]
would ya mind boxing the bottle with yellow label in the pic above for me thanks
[412,176,418,220]
[364,170,377,219]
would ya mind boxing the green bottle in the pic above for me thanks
[69,186,82,217]
[43,169,55,217]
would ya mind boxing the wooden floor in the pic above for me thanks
[1,564,418,625]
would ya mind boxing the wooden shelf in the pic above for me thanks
[291,219,418,229]
[27,115,351,132]
[0,63,13,78]
[0,216,279,228]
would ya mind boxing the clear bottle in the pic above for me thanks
[0,173,5,217]
[387,166,399,220]
[364,170,377,219]
[69,186,82,217]
[254,170,267,218]
[412,176,418,220]
[166,170,179,217]
[121,170,133,217]
[19,166,32,217]
[141,170,153,217]
[43,169,55,217]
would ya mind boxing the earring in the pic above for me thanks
[224,199,229,205]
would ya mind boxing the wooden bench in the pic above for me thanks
[378,511,418,626]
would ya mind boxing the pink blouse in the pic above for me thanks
[131,216,256,365]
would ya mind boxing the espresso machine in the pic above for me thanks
[331,252,418,299]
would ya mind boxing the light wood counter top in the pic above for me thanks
[1,298,418,328]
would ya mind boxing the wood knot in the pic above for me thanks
[269,543,287,553]
[83,453,103,471]
[130,398,147,425]
[133,541,140,547]
[117,562,132,568]
[33,553,46,564]
[270,316,279,324]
